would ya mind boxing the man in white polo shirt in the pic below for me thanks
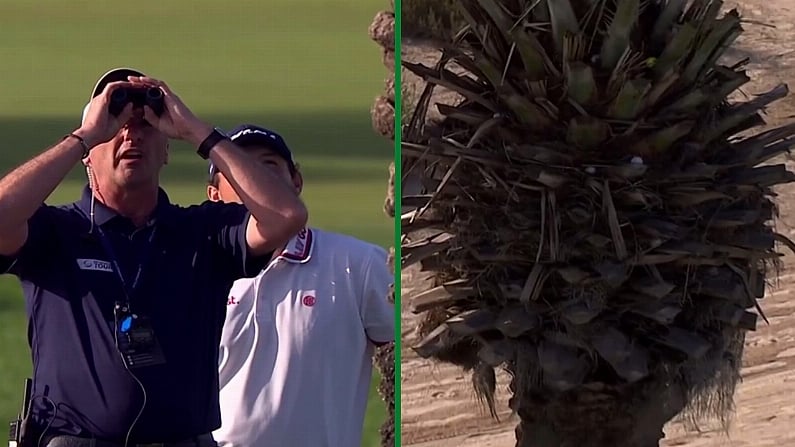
[206,124,395,447]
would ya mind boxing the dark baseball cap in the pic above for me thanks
[89,67,146,99]
[208,124,296,181]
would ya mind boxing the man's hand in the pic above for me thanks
[127,76,213,144]
[74,81,136,148]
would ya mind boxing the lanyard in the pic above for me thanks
[95,225,158,303]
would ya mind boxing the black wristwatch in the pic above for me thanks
[197,127,228,160]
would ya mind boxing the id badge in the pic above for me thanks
[114,313,167,369]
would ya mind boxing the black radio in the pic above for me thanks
[8,378,33,447]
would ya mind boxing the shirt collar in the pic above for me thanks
[76,184,174,227]
[273,228,314,264]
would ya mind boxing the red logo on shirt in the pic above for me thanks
[302,295,316,307]
[227,296,239,306]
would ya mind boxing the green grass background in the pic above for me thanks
[0,1,393,445]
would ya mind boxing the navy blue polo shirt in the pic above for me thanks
[0,186,268,442]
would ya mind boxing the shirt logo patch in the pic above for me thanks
[227,296,240,306]
[302,295,316,307]
[76,258,113,272]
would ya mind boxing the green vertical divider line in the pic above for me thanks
[393,0,403,445]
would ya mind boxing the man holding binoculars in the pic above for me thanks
[0,67,308,447]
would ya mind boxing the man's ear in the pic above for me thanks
[207,184,220,202]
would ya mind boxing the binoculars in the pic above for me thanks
[108,87,165,117]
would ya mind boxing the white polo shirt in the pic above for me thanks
[213,227,394,447]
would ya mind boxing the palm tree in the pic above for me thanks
[369,6,397,447]
[400,1,795,446]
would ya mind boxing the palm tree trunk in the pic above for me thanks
[368,8,396,141]
[370,8,397,446]
[510,379,686,447]
[374,342,396,447]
